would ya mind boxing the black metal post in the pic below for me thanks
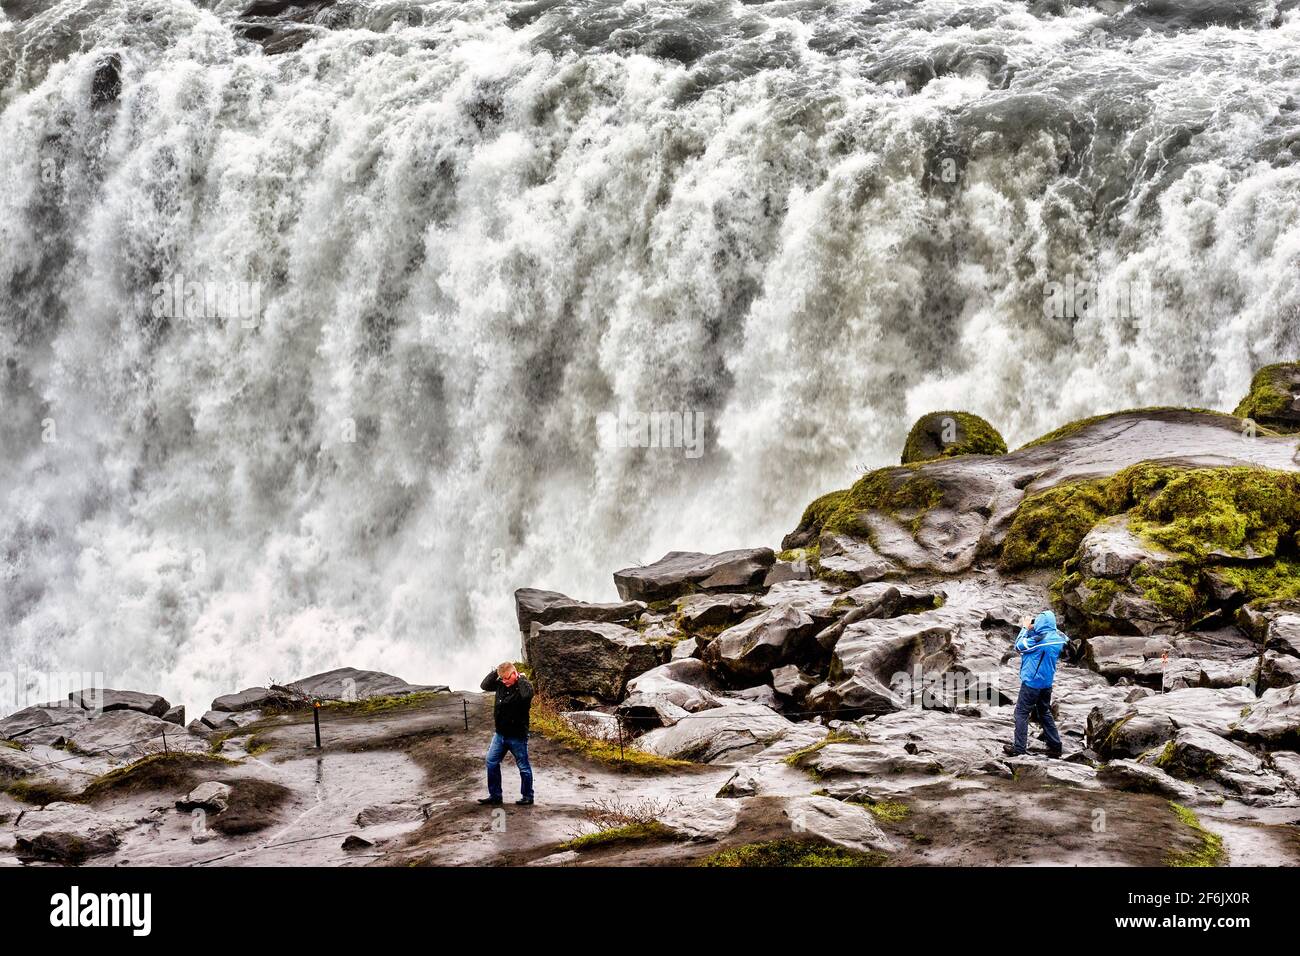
[463,698,469,731]
[161,728,168,754]
[313,700,322,748]
[617,716,624,761]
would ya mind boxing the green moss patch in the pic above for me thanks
[784,732,855,770]
[902,410,1007,464]
[321,690,448,716]
[1001,479,1116,571]
[1233,362,1300,432]
[851,799,911,823]
[558,821,675,852]
[81,752,236,802]
[1166,802,1226,867]
[1,778,78,805]
[531,695,691,771]
[699,839,887,867]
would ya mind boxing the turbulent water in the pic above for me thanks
[2,0,1300,710]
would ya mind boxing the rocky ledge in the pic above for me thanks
[3,367,1300,866]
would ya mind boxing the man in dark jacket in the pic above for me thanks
[478,662,535,806]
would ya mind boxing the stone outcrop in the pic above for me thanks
[527,621,663,703]
[613,549,775,602]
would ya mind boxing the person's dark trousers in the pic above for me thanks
[1013,684,1062,754]
[486,732,534,800]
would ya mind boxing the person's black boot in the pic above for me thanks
[477,797,503,805]
[1046,748,1064,759]
[516,797,534,806]
[1002,744,1027,757]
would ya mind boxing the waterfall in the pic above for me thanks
[3,0,1299,710]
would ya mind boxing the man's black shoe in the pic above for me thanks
[1046,749,1064,759]
[1002,744,1027,757]
[516,797,535,806]
[477,797,503,805]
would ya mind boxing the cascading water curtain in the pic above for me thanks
[2,0,1299,707]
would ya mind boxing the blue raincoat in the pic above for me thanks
[1015,610,1068,689]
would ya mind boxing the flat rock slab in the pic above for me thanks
[1132,685,1256,737]
[356,802,431,827]
[1097,759,1202,803]
[287,667,447,702]
[67,710,199,755]
[513,588,645,632]
[211,687,289,713]
[0,704,88,742]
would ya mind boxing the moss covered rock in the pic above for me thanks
[1233,362,1300,433]
[1043,464,1300,633]
[901,410,1006,464]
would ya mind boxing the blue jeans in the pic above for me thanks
[1013,684,1062,754]
[486,733,533,800]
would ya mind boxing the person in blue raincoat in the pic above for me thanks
[1005,610,1067,758]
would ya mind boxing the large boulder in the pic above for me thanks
[624,661,722,712]
[13,803,129,863]
[634,703,793,763]
[1087,710,1177,759]
[901,410,1006,464]
[1265,614,1300,658]
[528,621,662,703]
[70,688,170,718]
[703,603,825,686]
[211,687,296,713]
[805,612,958,717]
[616,694,690,728]
[780,795,897,853]
[674,592,761,631]
[1060,516,1182,635]
[1083,635,1173,682]
[1083,629,1258,689]
[816,533,899,584]
[287,667,446,702]
[1259,651,1300,691]
[176,781,232,813]
[783,409,1300,588]
[612,549,774,602]
[513,588,645,634]
[1233,362,1300,433]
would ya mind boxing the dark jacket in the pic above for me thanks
[481,671,534,739]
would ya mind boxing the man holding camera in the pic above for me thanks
[478,661,535,806]
[1004,610,1068,758]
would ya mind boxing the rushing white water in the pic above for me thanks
[2,0,1300,712]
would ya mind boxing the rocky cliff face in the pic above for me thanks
[5,379,1300,866]
[508,379,1300,863]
